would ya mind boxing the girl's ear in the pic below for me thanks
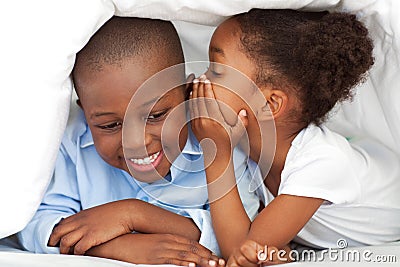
[257,89,288,121]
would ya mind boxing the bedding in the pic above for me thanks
[1,236,399,266]
[0,0,399,266]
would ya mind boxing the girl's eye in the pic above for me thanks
[207,64,223,77]
[146,110,168,122]
[98,122,122,131]
[211,69,221,76]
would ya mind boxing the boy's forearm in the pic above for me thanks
[85,234,128,261]
[85,233,154,263]
[128,199,200,241]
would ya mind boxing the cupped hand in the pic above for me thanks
[226,240,290,267]
[189,75,248,153]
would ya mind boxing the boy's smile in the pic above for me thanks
[74,58,187,183]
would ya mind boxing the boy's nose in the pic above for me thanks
[123,123,152,154]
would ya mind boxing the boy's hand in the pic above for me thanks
[190,75,248,152]
[226,240,291,267]
[48,199,136,255]
[86,233,225,267]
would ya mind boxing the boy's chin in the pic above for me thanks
[129,166,171,184]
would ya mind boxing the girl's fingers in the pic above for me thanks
[231,250,257,267]
[189,91,195,121]
[191,79,200,120]
[192,79,199,98]
[239,240,262,264]
[226,256,239,267]
[197,81,209,118]
[229,109,248,147]
[203,80,225,122]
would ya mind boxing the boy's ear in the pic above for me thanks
[257,88,288,121]
[184,73,195,100]
[76,99,83,109]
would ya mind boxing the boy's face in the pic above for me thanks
[75,59,188,182]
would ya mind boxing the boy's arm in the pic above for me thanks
[48,198,202,254]
[18,147,81,253]
[128,199,201,239]
[85,233,221,267]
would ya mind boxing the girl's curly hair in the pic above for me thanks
[235,9,374,126]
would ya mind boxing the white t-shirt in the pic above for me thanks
[250,124,400,249]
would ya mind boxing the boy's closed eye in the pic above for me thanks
[97,121,122,132]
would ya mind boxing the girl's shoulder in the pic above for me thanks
[279,124,362,204]
[288,124,355,165]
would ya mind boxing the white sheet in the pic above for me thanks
[1,236,399,266]
[0,0,399,252]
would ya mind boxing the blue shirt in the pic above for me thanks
[18,108,259,255]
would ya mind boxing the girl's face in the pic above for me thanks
[206,18,258,121]
[206,18,267,161]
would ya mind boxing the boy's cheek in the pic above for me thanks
[92,136,122,164]
[161,122,188,152]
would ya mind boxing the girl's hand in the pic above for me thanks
[226,240,291,267]
[189,75,248,155]
[48,199,136,255]
[86,233,225,267]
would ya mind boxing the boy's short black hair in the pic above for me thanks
[73,16,184,87]
[235,9,374,126]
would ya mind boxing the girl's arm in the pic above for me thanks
[190,78,324,259]
[204,147,323,257]
[190,78,252,258]
[247,194,324,247]
[226,196,323,267]
[204,150,252,258]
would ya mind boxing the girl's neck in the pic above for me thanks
[245,117,303,196]
[265,125,301,196]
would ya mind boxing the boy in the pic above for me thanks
[18,17,258,266]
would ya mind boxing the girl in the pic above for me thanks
[190,9,400,266]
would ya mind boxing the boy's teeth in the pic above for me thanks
[130,151,160,165]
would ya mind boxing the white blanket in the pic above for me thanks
[1,236,399,266]
[0,0,399,243]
